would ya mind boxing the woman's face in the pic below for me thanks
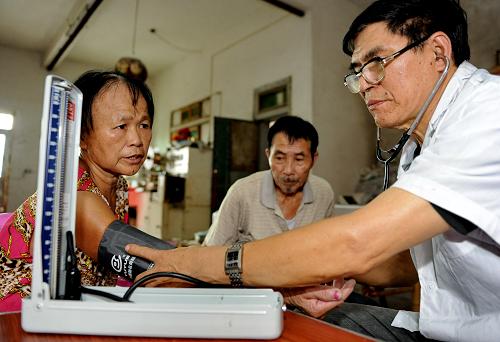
[81,82,152,177]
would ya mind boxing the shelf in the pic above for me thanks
[170,116,210,132]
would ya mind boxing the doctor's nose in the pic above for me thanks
[358,76,375,94]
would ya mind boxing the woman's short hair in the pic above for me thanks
[74,70,155,139]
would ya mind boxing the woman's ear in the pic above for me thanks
[80,136,88,150]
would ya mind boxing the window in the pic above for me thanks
[0,113,14,131]
[253,77,292,120]
[0,113,13,178]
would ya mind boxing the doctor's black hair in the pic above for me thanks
[342,0,470,65]
[74,70,155,139]
[267,115,318,155]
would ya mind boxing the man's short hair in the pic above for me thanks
[267,116,319,155]
[342,0,470,65]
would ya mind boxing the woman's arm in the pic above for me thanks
[75,191,116,260]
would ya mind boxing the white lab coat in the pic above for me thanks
[392,62,500,341]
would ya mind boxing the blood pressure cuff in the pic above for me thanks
[98,220,175,280]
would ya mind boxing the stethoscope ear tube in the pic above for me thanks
[376,56,451,190]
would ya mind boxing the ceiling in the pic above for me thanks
[0,0,296,74]
[0,0,498,75]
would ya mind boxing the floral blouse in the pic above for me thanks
[0,166,129,312]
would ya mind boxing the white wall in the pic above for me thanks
[151,12,312,151]
[311,0,376,196]
[152,1,375,198]
[212,13,312,122]
[0,45,97,210]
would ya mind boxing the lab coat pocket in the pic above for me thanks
[438,230,477,260]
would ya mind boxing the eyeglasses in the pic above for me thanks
[343,35,430,94]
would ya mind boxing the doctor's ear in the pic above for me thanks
[429,32,453,69]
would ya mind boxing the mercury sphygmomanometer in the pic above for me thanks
[22,75,284,339]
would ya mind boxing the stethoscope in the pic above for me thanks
[376,56,451,190]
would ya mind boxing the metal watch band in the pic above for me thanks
[224,242,244,287]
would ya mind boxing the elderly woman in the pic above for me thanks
[0,70,154,311]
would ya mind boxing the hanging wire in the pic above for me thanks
[132,0,139,55]
[149,28,202,54]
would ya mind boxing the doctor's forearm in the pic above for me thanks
[354,250,418,287]
[202,189,445,288]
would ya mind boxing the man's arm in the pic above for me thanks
[203,183,243,246]
[281,278,356,318]
[127,187,449,287]
[312,175,335,219]
[323,183,335,219]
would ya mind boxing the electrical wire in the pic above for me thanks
[132,0,139,55]
[78,272,223,303]
[149,28,202,53]
[80,286,130,302]
[122,272,222,301]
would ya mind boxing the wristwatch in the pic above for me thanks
[225,242,244,287]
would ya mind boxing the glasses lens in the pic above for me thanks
[344,74,360,93]
[363,60,385,84]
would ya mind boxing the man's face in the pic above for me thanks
[351,22,439,130]
[81,82,152,177]
[266,132,317,196]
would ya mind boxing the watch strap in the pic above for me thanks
[224,242,244,287]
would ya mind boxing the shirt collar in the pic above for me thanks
[399,61,480,175]
[260,170,314,209]
[425,61,477,144]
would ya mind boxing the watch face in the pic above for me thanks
[227,250,239,263]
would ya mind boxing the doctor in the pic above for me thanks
[127,0,500,340]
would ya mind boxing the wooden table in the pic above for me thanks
[1,311,374,341]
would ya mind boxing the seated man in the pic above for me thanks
[204,115,334,246]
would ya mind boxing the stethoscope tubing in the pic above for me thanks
[376,56,451,190]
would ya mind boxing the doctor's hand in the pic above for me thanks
[125,243,203,287]
[282,278,356,318]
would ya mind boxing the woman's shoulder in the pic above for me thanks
[77,166,95,191]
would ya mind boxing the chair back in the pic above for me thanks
[0,212,14,230]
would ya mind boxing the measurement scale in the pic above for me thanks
[37,77,81,299]
[24,75,81,301]
[22,75,284,339]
